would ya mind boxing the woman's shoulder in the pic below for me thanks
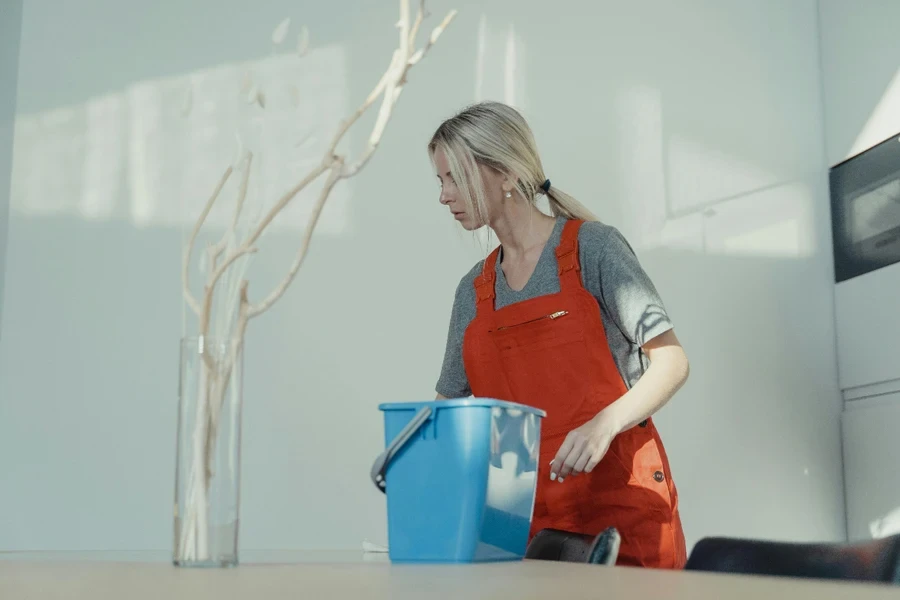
[453,259,487,301]
[574,219,635,256]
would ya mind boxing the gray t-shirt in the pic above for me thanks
[436,217,674,398]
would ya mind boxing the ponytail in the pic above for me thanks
[545,185,598,222]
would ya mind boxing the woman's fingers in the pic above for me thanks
[550,437,573,481]
[552,434,586,481]
[572,448,593,475]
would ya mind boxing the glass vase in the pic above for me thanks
[173,335,243,567]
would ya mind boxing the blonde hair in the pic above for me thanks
[427,101,597,224]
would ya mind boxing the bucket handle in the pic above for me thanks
[371,406,433,494]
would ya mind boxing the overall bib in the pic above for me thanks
[462,219,687,569]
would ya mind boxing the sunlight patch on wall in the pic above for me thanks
[615,84,668,251]
[471,14,526,251]
[613,84,813,259]
[473,16,526,108]
[656,213,705,252]
[870,506,900,539]
[849,68,900,161]
[701,181,815,259]
[10,45,350,236]
[667,134,777,217]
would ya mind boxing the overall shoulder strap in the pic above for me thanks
[472,247,500,315]
[555,219,585,291]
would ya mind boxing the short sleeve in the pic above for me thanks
[435,273,477,398]
[586,224,674,347]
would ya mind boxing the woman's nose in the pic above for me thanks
[439,191,452,205]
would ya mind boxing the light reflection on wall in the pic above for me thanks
[470,15,526,254]
[11,45,350,235]
[850,69,900,161]
[870,506,900,539]
[615,83,815,258]
[666,134,778,217]
[472,15,525,109]
[615,84,668,252]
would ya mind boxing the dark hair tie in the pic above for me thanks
[540,179,551,193]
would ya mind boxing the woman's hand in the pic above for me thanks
[548,330,690,482]
[550,411,620,482]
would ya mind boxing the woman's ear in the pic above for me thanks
[501,173,518,196]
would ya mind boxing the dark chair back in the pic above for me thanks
[525,527,620,565]
[685,534,900,584]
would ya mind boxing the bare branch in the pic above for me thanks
[343,7,457,178]
[183,166,233,316]
[199,245,257,335]
[209,153,254,268]
[325,53,396,160]
[248,164,343,318]
[229,154,253,232]
[398,0,411,63]
[198,162,329,335]
[203,279,249,486]
[342,81,403,178]
[244,162,329,249]
[205,243,219,284]
[408,9,457,66]
[180,0,457,562]
[408,0,428,46]
[236,280,250,342]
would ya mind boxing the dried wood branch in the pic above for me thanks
[183,166,233,317]
[408,0,428,47]
[184,0,456,344]
[178,1,457,561]
[247,0,457,311]
[248,162,343,317]
[408,9,457,66]
[343,6,457,177]
[209,153,253,269]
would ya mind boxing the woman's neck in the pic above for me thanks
[490,202,557,260]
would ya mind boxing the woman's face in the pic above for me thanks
[433,147,507,231]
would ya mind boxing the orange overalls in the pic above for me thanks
[462,219,687,569]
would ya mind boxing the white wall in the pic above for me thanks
[818,0,900,166]
[0,0,846,554]
[818,0,900,542]
[0,0,23,334]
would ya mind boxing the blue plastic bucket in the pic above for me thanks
[372,398,546,563]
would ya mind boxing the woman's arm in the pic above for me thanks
[548,223,688,482]
[602,329,689,432]
[435,271,478,400]
[550,329,689,481]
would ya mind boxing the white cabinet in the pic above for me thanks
[833,261,900,391]
[842,394,900,541]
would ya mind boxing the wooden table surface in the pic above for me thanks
[1,551,897,599]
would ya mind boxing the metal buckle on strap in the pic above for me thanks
[556,245,579,274]
[474,273,495,302]
[475,285,494,302]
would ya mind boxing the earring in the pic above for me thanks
[504,191,512,198]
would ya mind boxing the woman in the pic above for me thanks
[429,101,689,569]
